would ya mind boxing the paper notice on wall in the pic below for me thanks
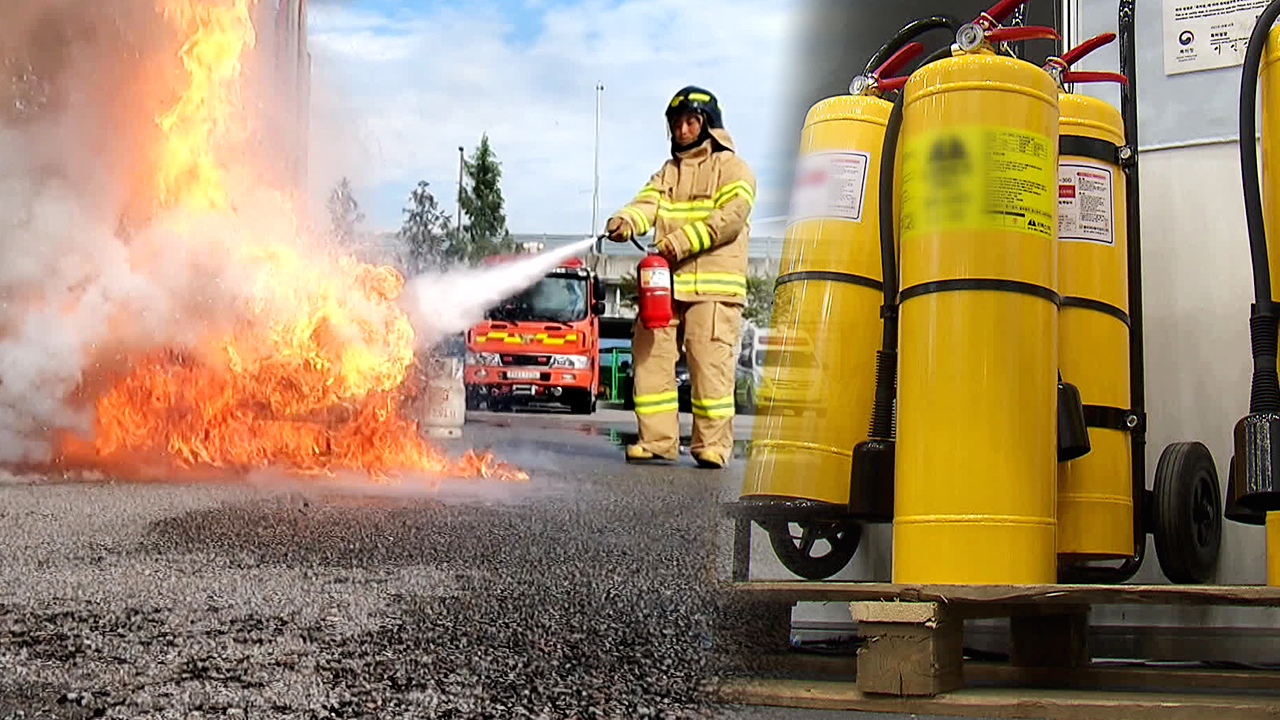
[787,150,871,224]
[1058,161,1114,245]
[1163,0,1268,75]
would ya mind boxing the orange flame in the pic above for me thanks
[59,0,527,483]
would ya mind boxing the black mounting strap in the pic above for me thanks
[1061,296,1131,327]
[898,278,1061,305]
[1082,404,1142,433]
[1060,134,1122,166]
[776,270,883,292]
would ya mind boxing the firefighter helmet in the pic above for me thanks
[666,86,723,129]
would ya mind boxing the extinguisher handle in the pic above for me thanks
[985,25,1060,44]
[1059,31,1117,66]
[877,75,911,93]
[979,0,1031,26]
[1061,70,1129,86]
[872,41,925,81]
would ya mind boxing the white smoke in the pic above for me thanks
[400,237,599,351]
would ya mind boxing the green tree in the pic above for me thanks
[398,180,455,274]
[743,272,777,327]
[617,272,638,310]
[457,134,518,262]
[326,177,366,249]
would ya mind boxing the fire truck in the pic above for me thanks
[464,256,606,414]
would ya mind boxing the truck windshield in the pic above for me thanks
[756,349,818,369]
[486,276,588,324]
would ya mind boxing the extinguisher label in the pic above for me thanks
[1058,161,1114,245]
[787,150,871,224]
[640,266,671,289]
[899,126,1056,241]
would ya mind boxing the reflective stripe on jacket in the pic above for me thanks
[609,127,756,305]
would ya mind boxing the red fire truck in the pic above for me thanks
[464,256,606,414]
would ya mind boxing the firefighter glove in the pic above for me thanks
[655,234,680,261]
[605,216,631,242]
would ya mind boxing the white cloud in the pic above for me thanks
[305,0,800,236]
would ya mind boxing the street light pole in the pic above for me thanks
[456,145,465,231]
[592,82,604,252]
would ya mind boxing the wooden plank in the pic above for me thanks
[967,662,1280,693]
[712,678,1280,719]
[852,602,963,696]
[725,581,1280,606]
[725,654,1280,694]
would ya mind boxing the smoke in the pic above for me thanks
[400,237,599,351]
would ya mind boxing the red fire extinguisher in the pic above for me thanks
[631,237,672,329]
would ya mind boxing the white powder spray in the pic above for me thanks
[400,237,600,351]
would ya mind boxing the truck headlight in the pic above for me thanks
[466,352,502,366]
[549,354,589,369]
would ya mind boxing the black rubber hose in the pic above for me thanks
[862,16,961,76]
[867,43,956,440]
[1242,0,1280,415]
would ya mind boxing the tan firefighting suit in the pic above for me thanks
[609,127,756,460]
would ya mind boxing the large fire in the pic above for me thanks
[53,0,526,483]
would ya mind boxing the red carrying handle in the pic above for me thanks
[986,25,1061,43]
[877,75,910,93]
[1061,70,1129,85]
[873,41,924,80]
[979,0,1030,26]
[1060,31,1117,66]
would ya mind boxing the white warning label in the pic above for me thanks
[787,150,871,224]
[1058,161,1114,245]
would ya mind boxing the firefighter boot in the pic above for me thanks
[628,312,682,461]
[684,301,741,466]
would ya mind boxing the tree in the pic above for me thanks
[326,177,365,249]
[617,272,638,310]
[397,181,455,274]
[743,272,777,327]
[457,134,517,263]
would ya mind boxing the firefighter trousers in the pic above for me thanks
[631,300,742,460]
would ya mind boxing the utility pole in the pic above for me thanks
[592,82,604,253]
[456,145,465,232]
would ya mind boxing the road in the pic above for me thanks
[0,410,837,720]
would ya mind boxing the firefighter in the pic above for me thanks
[605,86,756,468]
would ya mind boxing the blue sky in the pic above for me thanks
[304,0,800,237]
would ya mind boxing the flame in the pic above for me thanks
[56,0,527,483]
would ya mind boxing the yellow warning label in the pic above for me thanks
[899,125,1056,240]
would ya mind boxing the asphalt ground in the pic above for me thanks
[0,411,823,720]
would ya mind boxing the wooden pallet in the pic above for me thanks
[711,579,1280,712]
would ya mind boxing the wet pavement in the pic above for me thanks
[0,419,797,720]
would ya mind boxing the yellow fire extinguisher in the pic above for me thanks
[733,40,935,581]
[888,0,1065,585]
[1047,12,1222,587]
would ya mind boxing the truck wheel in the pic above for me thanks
[569,390,595,415]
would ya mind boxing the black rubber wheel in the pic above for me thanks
[764,520,862,580]
[1153,441,1223,585]
[568,390,595,415]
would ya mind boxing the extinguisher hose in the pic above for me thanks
[868,43,957,441]
[862,15,961,76]
[1241,0,1280,415]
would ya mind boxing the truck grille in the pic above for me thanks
[501,354,551,366]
